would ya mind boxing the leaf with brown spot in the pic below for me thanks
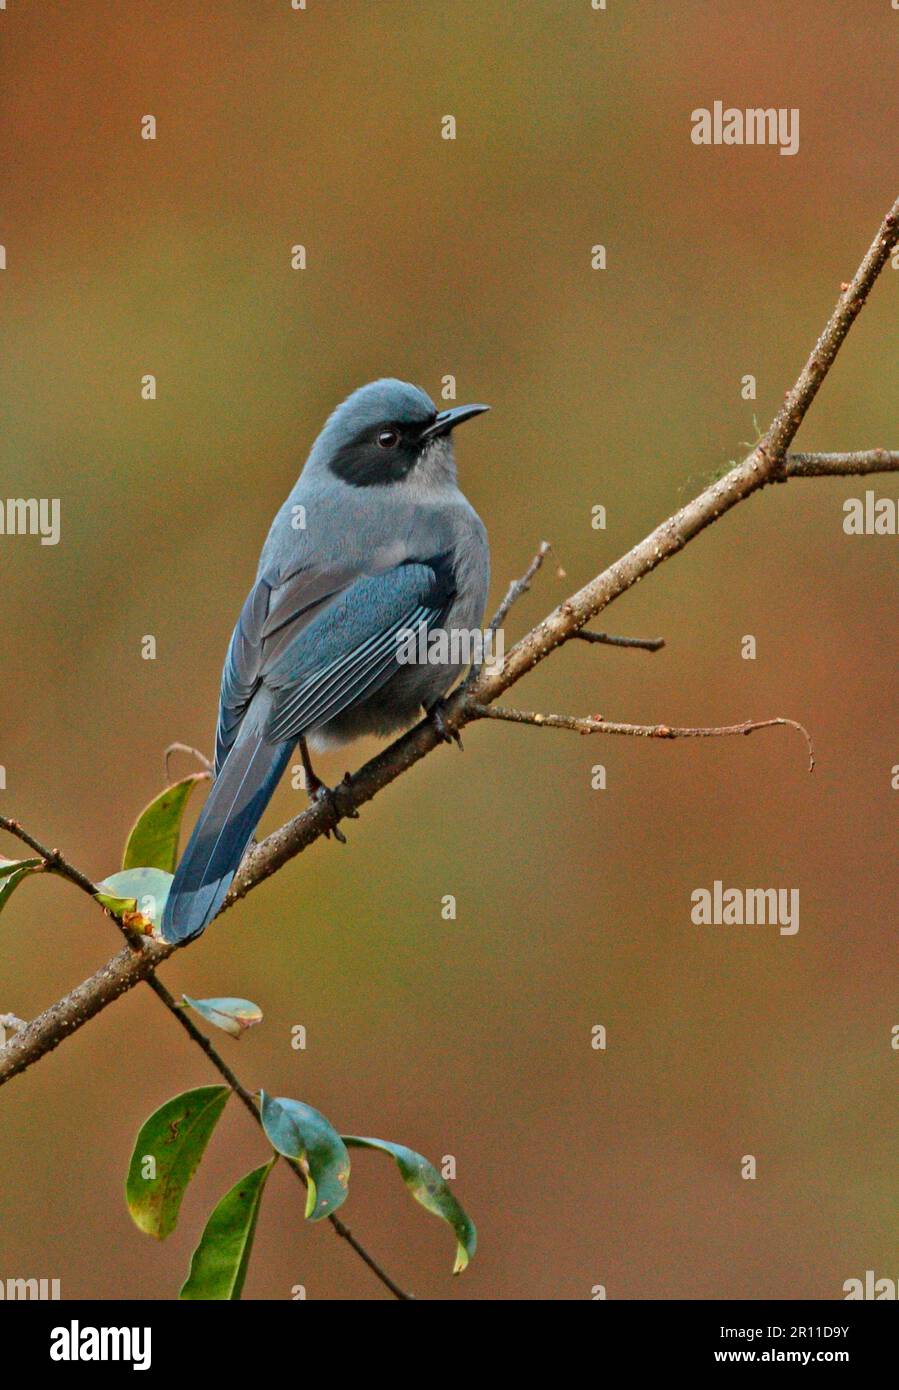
[125,1086,230,1239]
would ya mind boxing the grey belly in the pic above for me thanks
[308,659,463,748]
[305,566,488,752]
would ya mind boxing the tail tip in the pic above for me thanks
[160,876,233,945]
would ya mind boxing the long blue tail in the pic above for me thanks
[161,730,293,944]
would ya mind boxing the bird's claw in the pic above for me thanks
[308,777,357,842]
[428,701,464,749]
[312,784,347,843]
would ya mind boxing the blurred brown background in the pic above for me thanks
[0,1,896,1300]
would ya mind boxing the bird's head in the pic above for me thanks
[310,379,489,489]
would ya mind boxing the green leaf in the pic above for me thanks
[0,857,41,879]
[95,868,173,929]
[0,862,40,913]
[343,1136,477,1274]
[94,889,139,918]
[179,1160,275,1300]
[182,996,264,1039]
[126,1085,230,1239]
[259,1092,350,1222]
[123,774,207,874]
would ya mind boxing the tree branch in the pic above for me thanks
[163,742,212,782]
[571,630,665,652]
[2,197,898,1149]
[0,816,119,904]
[784,449,899,478]
[469,704,816,773]
[484,539,552,635]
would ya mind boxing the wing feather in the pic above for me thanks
[216,557,454,766]
[263,563,454,744]
[215,561,359,773]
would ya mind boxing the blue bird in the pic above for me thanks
[161,379,490,943]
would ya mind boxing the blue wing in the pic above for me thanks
[264,559,455,743]
[163,556,453,945]
[215,559,359,773]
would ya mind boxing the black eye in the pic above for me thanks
[377,428,400,449]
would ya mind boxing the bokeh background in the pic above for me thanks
[0,0,896,1301]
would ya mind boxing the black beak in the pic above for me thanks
[420,402,490,440]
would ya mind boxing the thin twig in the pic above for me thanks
[485,540,552,635]
[469,704,816,773]
[784,449,899,478]
[0,815,150,953]
[463,540,554,690]
[164,742,213,784]
[0,816,106,900]
[572,631,665,652]
[0,814,411,1300]
[147,975,414,1301]
[0,1015,26,1045]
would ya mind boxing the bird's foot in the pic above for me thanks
[427,700,464,750]
[307,772,358,843]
